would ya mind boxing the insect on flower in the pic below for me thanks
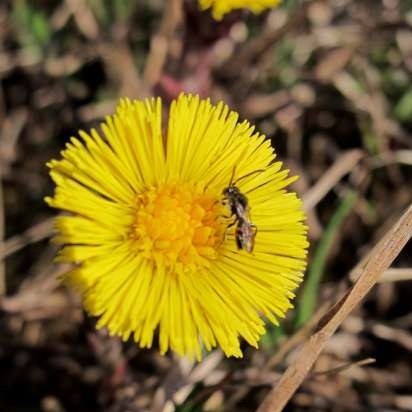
[222,169,263,253]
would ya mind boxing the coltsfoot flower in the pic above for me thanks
[199,0,281,20]
[46,94,308,360]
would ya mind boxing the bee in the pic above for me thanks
[222,169,263,253]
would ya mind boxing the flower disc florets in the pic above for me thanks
[46,94,308,360]
[132,183,225,274]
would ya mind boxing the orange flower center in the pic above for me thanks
[131,183,226,273]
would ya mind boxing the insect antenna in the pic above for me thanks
[203,165,237,193]
[244,178,272,194]
[233,169,265,185]
[229,165,237,186]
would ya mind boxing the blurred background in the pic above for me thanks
[0,0,412,411]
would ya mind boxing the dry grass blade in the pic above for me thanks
[256,203,412,412]
[311,358,375,376]
[0,218,54,260]
[369,322,412,351]
[302,150,364,211]
[378,267,412,283]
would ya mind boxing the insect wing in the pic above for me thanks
[235,222,257,253]
[244,223,257,253]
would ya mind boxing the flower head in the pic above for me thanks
[46,94,308,360]
[199,0,281,20]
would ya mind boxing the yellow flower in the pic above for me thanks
[199,0,281,20]
[46,94,308,360]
